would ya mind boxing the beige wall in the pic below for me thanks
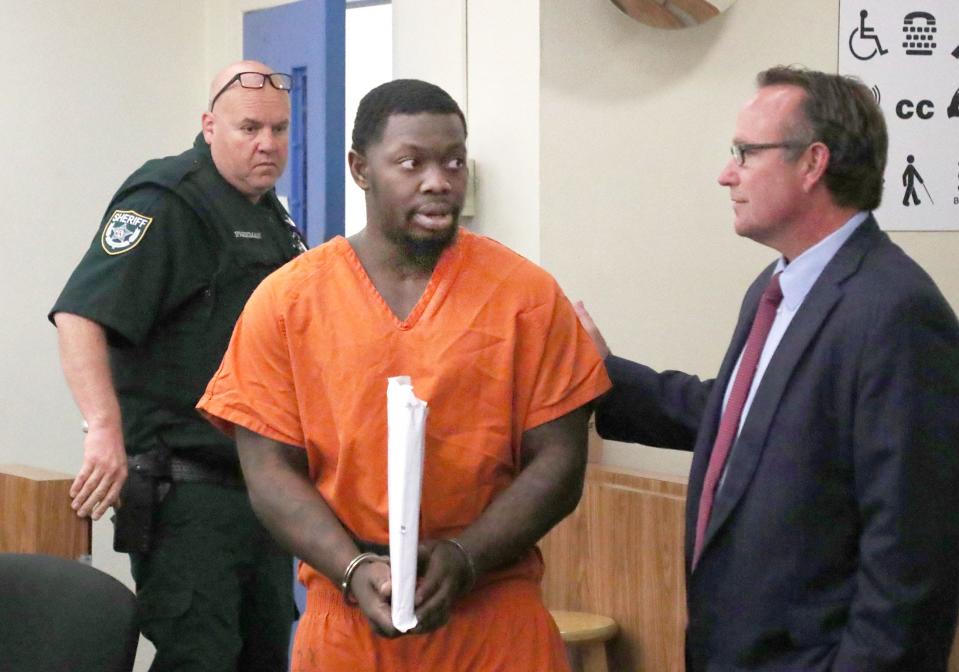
[396,0,959,475]
[540,0,835,474]
[393,0,541,261]
[463,1,541,261]
[2,3,211,668]
[2,1,205,472]
[392,0,467,110]
[541,0,959,474]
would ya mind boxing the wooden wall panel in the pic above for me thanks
[0,464,90,559]
[541,464,687,671]
[541,463,959,672]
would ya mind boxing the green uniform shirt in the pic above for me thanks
[51,134,305,456]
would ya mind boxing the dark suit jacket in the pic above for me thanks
[596,217,959,671]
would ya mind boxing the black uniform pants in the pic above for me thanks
[130,482,294,672]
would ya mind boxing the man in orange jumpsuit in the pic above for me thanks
[198,79,610,671]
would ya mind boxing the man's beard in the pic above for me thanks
[388,218,460,270]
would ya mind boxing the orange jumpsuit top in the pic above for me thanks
[198,229,611,671]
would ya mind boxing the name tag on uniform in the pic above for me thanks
[233,231,263,240]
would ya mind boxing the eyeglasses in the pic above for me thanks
[730,141,810,166]
[209,72,293,111]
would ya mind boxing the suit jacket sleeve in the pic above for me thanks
[833,287,959,671]
[594,354,713,451]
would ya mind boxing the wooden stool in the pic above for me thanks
[551,610,619,672]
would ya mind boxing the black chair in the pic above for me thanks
[0,553,139,672]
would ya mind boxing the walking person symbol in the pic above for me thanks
[902,155,933,206]
[850,10,888,60]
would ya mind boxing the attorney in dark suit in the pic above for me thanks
[577,66,959,671]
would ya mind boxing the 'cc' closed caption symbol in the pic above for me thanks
[896,99,935,120]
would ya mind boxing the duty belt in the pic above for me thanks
[170,455,245,490]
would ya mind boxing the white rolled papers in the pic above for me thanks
[386,375,428,632]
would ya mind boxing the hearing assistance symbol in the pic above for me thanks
[850,10,888,60]
[903,155,933,206]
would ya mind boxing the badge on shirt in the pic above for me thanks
[101,209,154,255]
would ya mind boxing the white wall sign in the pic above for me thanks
[839,1,959,231]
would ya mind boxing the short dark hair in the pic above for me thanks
[351,79,467,154]
[757,66,887,210]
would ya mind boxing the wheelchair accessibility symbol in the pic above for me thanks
[849,10,888,61]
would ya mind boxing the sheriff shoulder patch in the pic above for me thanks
[101,209,154,255]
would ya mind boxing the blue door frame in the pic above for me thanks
[244,0,345,247]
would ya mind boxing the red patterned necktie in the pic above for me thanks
[693,272,783,567]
